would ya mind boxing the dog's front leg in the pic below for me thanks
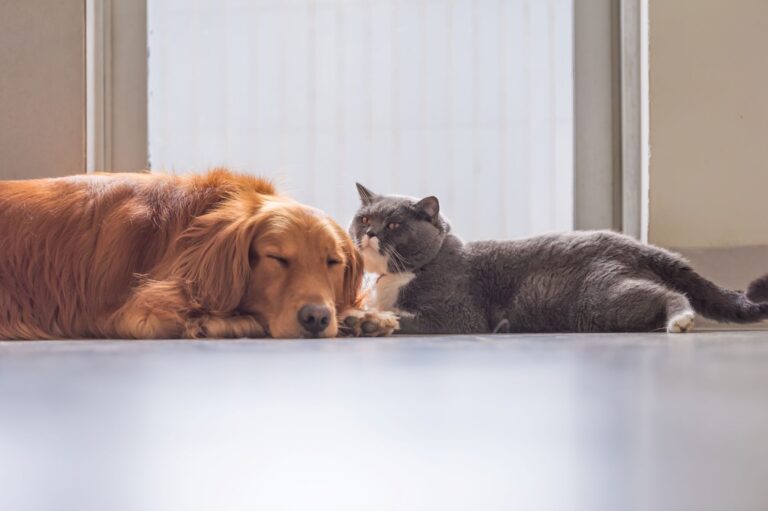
[338,308,399,337]
[112,280,268,339]
[109,279,193,338]
[185,315,267,339]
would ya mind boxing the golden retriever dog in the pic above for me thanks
[0,169,397,339]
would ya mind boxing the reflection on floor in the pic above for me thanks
[2,332,768,511]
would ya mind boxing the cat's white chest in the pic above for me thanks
[373,272,416,311]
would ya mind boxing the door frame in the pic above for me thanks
[88,0,647,238]
[86,0,148,172]
[573,0,647,240]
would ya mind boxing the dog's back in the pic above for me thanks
[0,170,273,338]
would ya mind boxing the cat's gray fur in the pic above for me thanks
[350,184,768,334]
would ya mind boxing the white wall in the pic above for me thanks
[648,0,768,248]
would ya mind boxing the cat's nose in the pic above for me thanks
[365,228,376,238]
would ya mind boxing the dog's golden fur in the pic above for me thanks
[0,169,368,339]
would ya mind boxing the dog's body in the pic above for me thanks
[0,169,395,339]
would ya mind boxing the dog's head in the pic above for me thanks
[174,194,363,338]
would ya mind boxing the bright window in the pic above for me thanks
[148,0,573,240]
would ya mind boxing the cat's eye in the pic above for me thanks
[388,222,400,230]
[268,255,289,268]
[361,216,370,225]
[327,258,342,267]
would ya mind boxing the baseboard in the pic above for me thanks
[671,245,768,330]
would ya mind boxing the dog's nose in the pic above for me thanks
[297,304,331,335]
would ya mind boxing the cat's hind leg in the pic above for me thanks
[665,292,696,333]
[597,278,694,333]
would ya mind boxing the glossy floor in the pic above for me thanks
[2,332,768,511]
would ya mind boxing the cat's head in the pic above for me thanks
[349,183,449,274]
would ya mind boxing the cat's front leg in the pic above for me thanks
[395,307,489,335]
[394,311,439,335]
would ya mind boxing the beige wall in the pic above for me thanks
[109,0,148,172]
[0,0,85,179]
[648,0,768,248]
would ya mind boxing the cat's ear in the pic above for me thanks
[416,196,440,220]
[355,183,377,205]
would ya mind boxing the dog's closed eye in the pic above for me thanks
[327,258,342,267]
[268,255,290,268]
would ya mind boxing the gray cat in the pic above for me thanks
[350,183,768,334]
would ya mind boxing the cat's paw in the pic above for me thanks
[339,309,399,337]
[667,311,696,333]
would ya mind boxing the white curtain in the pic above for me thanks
[148,0,573,240]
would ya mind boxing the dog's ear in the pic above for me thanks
[334,224,364,311]
[172,203,254,313]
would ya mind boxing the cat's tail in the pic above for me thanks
[642,248,768,323]
[747,274,768,303]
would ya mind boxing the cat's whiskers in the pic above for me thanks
[389,246,410,273]
[381,246,401,274]
[382,245,407,274]
[389,247,408,273]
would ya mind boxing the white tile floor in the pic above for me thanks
[2,332,768,511]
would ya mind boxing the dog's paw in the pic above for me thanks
[339,309,399,337]
[666,311,696,333]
